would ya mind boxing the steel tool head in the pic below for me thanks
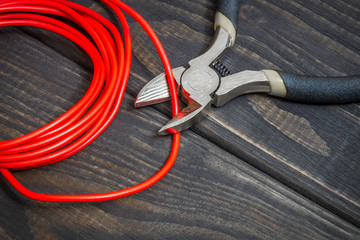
[135,27,232,135]
[134,27,271,135]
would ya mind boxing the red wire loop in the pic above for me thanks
[0,0,180,202]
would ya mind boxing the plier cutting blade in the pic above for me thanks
[135,0,360,135]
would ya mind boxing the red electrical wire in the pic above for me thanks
[0,0,180,202]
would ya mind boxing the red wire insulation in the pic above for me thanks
[0,0,180,202]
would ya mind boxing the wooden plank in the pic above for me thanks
[1,9,360,240]
[212,0,360,225]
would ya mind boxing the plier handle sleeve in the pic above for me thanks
[135,0,360,135]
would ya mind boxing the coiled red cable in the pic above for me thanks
[0,0,180,202]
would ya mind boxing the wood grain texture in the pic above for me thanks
[1,0,360,239]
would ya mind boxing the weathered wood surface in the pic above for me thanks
[1,0,360,239]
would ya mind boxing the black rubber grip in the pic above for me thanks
[217,0,241,32]
[279,72,360,104]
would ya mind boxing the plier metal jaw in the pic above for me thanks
[135,0,360,135]
[135,26,270,135]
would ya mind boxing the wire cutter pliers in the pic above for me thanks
[135,0,360,135]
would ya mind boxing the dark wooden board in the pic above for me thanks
[1,0,360,239]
